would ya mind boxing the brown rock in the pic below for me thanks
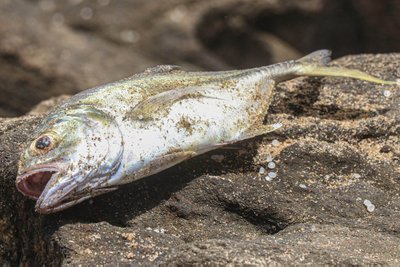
[0,54,399,265]
[0,0,399,265]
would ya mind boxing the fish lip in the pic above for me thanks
[35,194,91,214]
[35,186,118,214]
[16,164,60,200]
[16,163,60,180]
[35,197,77,214]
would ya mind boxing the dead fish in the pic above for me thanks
[15,50,397,213]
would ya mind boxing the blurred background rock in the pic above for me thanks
[0,0,398,117]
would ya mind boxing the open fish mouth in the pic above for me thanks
[16,165,59,200]
[16,163,114,214]
[16,164,83,213]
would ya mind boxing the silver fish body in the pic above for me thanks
[15,50,396,213]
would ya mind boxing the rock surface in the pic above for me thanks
[0,0,399,265]
[1,54,399,265]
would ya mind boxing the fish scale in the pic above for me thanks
[15,49,397,213]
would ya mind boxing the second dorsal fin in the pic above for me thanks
[144,65,182,74]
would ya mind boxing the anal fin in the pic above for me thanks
[239,122,282,141]
[129,151,197,181]
[204,123,282,152]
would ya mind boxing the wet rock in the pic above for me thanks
[0,54,399,264]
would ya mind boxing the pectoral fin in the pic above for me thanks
[129,86,222,120]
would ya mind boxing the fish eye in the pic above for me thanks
[36,136,52,149]
[32,135,56,153]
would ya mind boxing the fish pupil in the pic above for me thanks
[35,136,51,149]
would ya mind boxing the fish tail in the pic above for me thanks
[294,49,397,85]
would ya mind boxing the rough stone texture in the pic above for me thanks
[1,54,399,265]
[0,0,399,265]
[159,225,400,265]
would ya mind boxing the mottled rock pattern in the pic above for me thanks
[0,54,399,265]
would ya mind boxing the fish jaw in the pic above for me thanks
[35,184,118,214]
[35,193,91,214]
[16,164,60,200]
[33,169,82,213]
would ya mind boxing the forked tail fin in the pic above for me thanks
[294,49,397,85]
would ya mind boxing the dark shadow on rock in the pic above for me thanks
[268,77,386,121]
[43,140,260,226]
[222,200,288,234]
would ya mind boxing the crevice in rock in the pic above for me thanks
[223,202,288,235]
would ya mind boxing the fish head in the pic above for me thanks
[16,105,124,213]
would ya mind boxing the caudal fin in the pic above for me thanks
[295,49,397,85]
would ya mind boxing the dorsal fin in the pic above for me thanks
[297,49,332,66]
[144,65,182,74]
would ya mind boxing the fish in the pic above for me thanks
[15,50,397,213]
